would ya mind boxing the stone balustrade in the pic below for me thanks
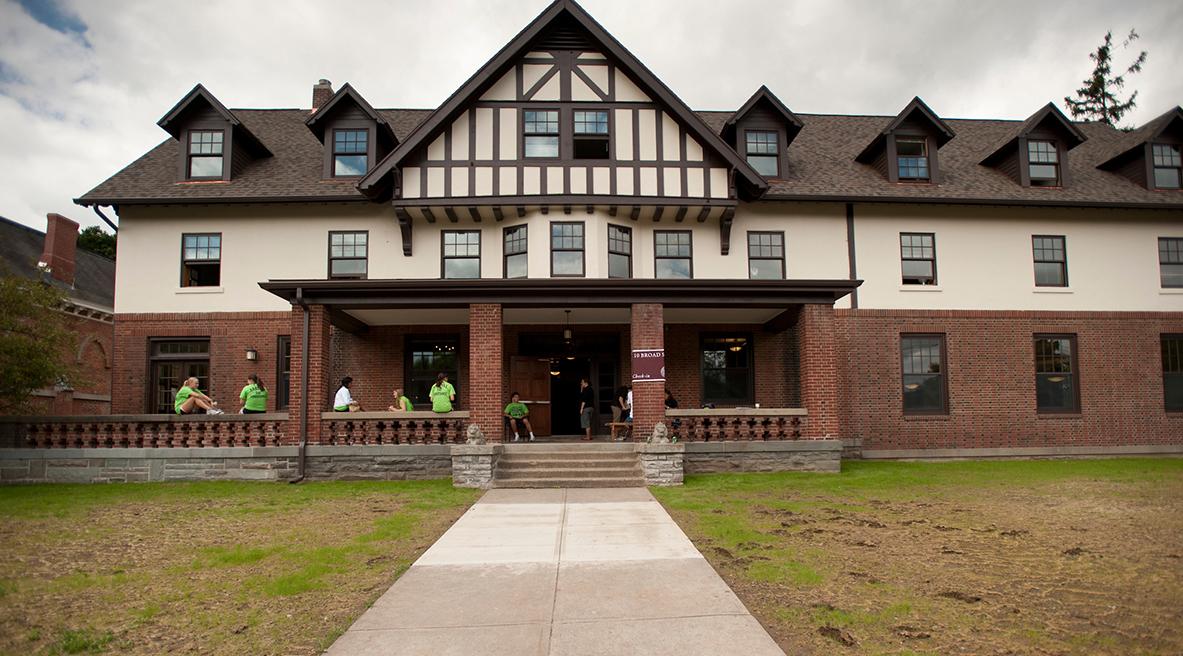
[665,408,807,441]
[0,414,289,449]
[319,411,470,445]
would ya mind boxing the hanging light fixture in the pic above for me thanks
[549,359,561,376]
[562,310,573,342]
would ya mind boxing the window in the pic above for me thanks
[187,130,223,179]
[1028,140,1060,186]
[181,233,221,287]
[551,222,584,276]
[701,335,752,405]
[745,130,779,177]
[901,335,947,414]
[149,339,209,414]
[654,230,692,279]
[1164,335,1183,412]
[332,129,368,177]
[608,224,632,279]
[899,233,936,285]
[573,110,609,160]
[1160,237,1183,288]
[748,231,785,279]
[1034,335,1079,413]
[1032,235,1068,287]
[896,137,929,180]
[276,335,291,410]
[1153,144,1182,189]
[406,337,458,408]
[442,231,480,279]
[504,225,527,279]
[328,231,368,279]
[524,110,559,158]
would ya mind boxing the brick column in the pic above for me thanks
[630,303,665,440]
[286,304,332,445]
[797,304,841,439]
[468,304,504,442]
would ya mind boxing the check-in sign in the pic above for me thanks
[631,349,666,383]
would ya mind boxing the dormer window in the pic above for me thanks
[333,129,368,177]
[524,110,560,158]
[896,137,929,181]
[1028,140,1060,186]
[187,130,224,179]
[1152,144,1182,189]
[573,110,609,159]
[744,130,779,177]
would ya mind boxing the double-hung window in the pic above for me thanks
[901,334,947,414]
[332,129,368,177]
[1032,235,1068,287]
[1034,335,1079,413]
[276,336,292,410]
[747,231,785,279]
[745,130,779,177]
[187,130,224,179]
[1160,237,1183,288]
[608,224,632,279]
[896,137,930,181]
[1152,144,1182,189]
[1164,335,1183,412]
[551,222,584,276]
[504,225,527,279]
[181,233,221,287]
[524,110,559,158]
[442,231,480,279]
[573,110,609,159]
[654,231,692,279]
[900,233,936,285]
[329,231,368,279]
[1028,140,1060,186]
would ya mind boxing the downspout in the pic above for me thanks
[91,205,119,233]
[290,287,310,483]
[845,202,858,309]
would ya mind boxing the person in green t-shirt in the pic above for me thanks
[388,387,413,412]
[238,374,269,414]
[174,377,222,415]
[429,373,456,413]
[503,392,535,442]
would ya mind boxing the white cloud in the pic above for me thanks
[0,0,1179,232]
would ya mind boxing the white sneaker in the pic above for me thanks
[513,434,520,442]
[529,433,535,441]
[208,408,224,415]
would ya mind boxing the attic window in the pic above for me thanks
[333,129,368,177]
[187,130,224,179]
[1152,144,1182,189]
[573,110,609,160]
[745,131,779,177]
[524,110,559,158]
[1027,140,1060,186]
[896,137,929,181]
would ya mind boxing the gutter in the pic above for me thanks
[91,206,118,233]
[290,287,310,484]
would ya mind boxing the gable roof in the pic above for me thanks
[305,83,396,143]
[981,102,1086,166]
[1098,105,1183,170]
[357,0,768,200]
[0,216,115,310]
[855,96,955,163]
[725,85,803,133]
[157,84,272,157]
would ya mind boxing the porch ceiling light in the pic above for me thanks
[562,309,574,342]
[549,359,561,376]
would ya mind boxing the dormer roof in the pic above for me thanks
[724,85,803,141]
[1097,105,1183,170]
[855,96,954,163]
[156,84,271,157]
[304,83,396,144]
[981,102,1084,167]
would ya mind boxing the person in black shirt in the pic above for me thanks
[579,377,595,441]
[664,389,679,409]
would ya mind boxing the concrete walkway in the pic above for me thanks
[326,488,784,655]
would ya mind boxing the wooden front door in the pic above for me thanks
[510,356,552,436]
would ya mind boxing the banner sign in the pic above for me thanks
[631,349,666,383]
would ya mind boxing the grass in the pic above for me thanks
[653,458,1183,655]
[0,479,479,656]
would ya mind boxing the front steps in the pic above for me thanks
[492,442,645,488]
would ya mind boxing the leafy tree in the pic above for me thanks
[0,270,76,414]
[1064,29,1147,128]
[77,225,116,260]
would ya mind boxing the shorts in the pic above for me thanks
[580,407,594,429]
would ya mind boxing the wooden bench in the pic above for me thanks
[608,422,631,441]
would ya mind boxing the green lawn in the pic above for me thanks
[653,458,1183,655]
[0,480,479,655]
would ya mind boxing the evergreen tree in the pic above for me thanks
[77,225,116,260]
[1064,29,1147,128]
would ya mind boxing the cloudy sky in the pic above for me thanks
[1,0,1180,232]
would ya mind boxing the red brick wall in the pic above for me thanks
[25,311,114,415]
[798,305,842,438]
[630,304,665,438]
[287,306,331,443]
[665,324,797,409]
[331,324,470,411]
[836,309,1183,450]
[468,304,504,441]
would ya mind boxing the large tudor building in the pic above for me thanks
[76,0,1182,458]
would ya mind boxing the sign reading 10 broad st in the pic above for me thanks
[631,349,666,383]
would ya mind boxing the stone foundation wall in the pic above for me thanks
[684,440,842,473]
[0,447,301,483]
[303,445,453,481]
[451,444,502,489]
[636,443,684,486]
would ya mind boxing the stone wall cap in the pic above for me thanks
[306,444,451,456]
[666,408,807,417]
[636,443,686,454]
[0,413,289,423]
[683,439,842,453]
[321,411,471,420]
[450,444,502,456]
[0,446,299,459]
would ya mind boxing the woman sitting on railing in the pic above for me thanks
[175,377,223,415]
[238,374,268,414]
[429,373,455,413]
[389,387,413,412]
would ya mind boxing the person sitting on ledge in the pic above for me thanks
[238,374,268,414]
[389,387,413,412]
[504,392,535,442]
[429,373,455,413]
[175,377,222,415]
[334,377,361,412]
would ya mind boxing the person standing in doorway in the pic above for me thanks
[579,377,595,441]
[430,373,455,413]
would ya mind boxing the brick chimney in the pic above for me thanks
[39,213,79,286]
[311,79,334,113]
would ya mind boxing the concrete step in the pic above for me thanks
[492,477,647,488]
[496,466,641,480]
[498,453,638,463]
[498,458,638,470]
[501,443,635,454]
